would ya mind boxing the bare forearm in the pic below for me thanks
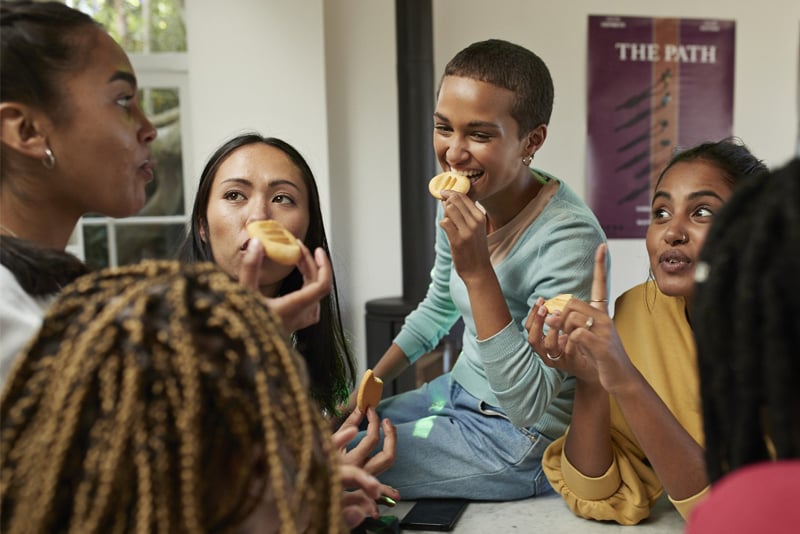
[614,374,708,500]
[372,343,411,384]
[564,379,613,476]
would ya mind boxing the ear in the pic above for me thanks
[523,124,548,158]
[198,217,208,243]
[0,102,51,159]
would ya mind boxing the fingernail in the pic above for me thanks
[377,495,397,507]
[538,306,547,317]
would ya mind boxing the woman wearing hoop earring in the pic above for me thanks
[0,1,157,383]
[525,138,768,525]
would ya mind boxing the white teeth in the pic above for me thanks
[449,169,481,178]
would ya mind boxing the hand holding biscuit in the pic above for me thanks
[332,404,397,477]
[240,238,332,334]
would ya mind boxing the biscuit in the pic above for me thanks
[356,369,384,412]
[246,220,302,266]
[544,293,573,313]
[428,171,471,200]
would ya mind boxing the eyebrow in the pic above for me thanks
[219,177,303,192]
[433,112,500,130]
[651,189,726,205]
[109,71,137,88]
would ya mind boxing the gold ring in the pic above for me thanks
[590,299,608,303]
[546,351,563,361]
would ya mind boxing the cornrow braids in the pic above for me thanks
[694,158,800,483]
[0,259,345,533]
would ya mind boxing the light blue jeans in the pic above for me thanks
[349,372,555,500]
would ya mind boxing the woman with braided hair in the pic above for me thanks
[526,138,769,524]
[686,157,800,533]
[0,259,390,533]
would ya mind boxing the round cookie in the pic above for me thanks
[356,369,384,412]
[246,220,302,265]
[428,171,471,200]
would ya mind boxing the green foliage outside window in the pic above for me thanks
[65,0,186,53]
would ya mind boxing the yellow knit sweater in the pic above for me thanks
[542,281,708,524]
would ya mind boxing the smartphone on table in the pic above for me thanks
[399,498,469,531]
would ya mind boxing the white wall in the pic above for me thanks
[186,1,800,372]
[185,0,331,229]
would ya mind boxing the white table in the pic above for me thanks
[380,492,683,533]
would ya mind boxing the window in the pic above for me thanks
[64,1,192,268]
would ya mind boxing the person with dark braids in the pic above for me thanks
[685,157,800,533]
[526,138,769,524]
[0,0,156,382]
[0,259,394,533]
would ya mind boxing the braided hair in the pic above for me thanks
[694,158,800,482]
[0,260,344,533]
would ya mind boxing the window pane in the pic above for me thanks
[141,87,184,217]
[82,225,109,270]
[116,223,186,266]
[65,0,187,53]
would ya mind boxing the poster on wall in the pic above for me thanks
[587,15,735,239]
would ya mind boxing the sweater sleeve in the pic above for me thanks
[393,204,461,363]
[542,426,664,525]
[477,209,603,428]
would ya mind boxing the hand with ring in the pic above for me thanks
[525,296,567,367]
[541,244,638,393]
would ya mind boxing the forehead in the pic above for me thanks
[654,159,733,199]
[214,144,308,191]
[63,27,135,86]
[436,76,517,123]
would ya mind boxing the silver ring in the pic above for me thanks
[546,352,562,361]
[584,316,594,330]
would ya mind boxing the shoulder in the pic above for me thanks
[539,178,604,233]
[687,461,800,533]
[0,237,88,295]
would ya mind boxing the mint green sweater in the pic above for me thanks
[394,174,607,439]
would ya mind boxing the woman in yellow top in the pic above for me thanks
[525,138,768,524]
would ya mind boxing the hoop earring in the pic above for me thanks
[522,155,533,166]
[42,147,56,169]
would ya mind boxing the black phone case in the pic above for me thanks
[399,498,468,531]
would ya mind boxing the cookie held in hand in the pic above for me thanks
[246,220,302,266]
[544,293,573,313]
[357,369,384,412]
[428,171,471,200]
